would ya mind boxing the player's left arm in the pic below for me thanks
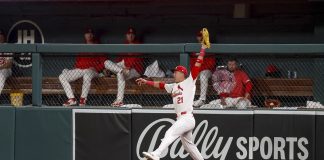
[242,72,253,99]
[191,45,207,80]
[136,78,166,90]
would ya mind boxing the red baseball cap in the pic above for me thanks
[126,27,136,34]
[266,65,278,73]
[196,31,202,37]
[172,65,188,76]
[84,28,94,34]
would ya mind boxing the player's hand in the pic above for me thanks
[201,44,207,50]
[244,93,250,99]
[136,78,147,86]
[221,98,227,106]
[102,69,110,77]
[122,68,130,76]
[237,93,250,102]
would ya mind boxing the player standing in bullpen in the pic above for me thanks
[136,29,210,160]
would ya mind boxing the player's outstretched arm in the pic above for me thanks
[136,78,165,90]
[191,45,207,80]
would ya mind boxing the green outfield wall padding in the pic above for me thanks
[14,107,72,160]
[0,107,15,160]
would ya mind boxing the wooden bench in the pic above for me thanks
[252,78,313,97]
[2,77,214,95]
[3,77,313,99]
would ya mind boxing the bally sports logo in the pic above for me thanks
[137,119,309,160]
[7,20,44,68]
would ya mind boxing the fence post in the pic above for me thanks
[180,52,190,69]
[32,53,42,106]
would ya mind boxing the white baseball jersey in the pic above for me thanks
[0,52,13,67]
[164,74,197,115]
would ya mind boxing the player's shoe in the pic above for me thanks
[79,97,87,106]
[111,100,124,107]
[63,98,77,106]
[193,99,206,107]
[143,152,159,160]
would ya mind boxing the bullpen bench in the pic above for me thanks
[252,78,313,97]
[252,78,314,106]
[3,77,314,106]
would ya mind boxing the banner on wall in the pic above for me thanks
[7,20,44,68]
[132,109,314,160]
[73,109,317,160]
[73,109,131,160]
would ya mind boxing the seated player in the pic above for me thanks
[59,29,107,106]
[104,27,143,107]
[0,30,13,98]
[202,58,252,109]
[192,30,216,107]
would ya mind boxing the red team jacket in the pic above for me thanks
[74,40,107,72]
[220,69,253,99]
[115,41,144,73]
[75,53,107,72]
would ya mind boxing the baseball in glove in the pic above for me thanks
[201,28,211,48]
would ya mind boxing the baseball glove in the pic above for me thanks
[264,99,281,108]
[201,28,211,48]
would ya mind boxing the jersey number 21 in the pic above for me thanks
[177,97,183,104]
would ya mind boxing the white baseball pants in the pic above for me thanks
[104,60,140,101]
[202,97,251,109]
[0,68,12,94]
[152,114,204,160]
[59,68,98,99]
[197,70,212,101]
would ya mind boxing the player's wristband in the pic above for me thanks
[196,59,203,64]
[199,48,206,57]
[145,80,154,86]
[159,82,165,89]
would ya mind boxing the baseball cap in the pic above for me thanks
[266,65,278,73]
[172,65,188,76]
[126,27,136,34]
[196,31,202,37]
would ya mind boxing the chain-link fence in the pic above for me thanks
[40,53,324,108]
[42,53,179,107]
[1,44,324,109]
[0,53,32,105]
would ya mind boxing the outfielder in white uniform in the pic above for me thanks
[0,31,13,97]
[136,45,207,160]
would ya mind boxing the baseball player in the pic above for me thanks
[0,30,13,96]
[191,31,216,107]
[136,28,211,160]
[104,27,143,107]
[59,29,107,106]
[201,58,252,109]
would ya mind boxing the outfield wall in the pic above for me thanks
[1,107,324,160]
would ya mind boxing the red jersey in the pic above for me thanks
[116,40,144,73]
[75,53,107,72]
[190,53,215,71]
[227,70,252,98]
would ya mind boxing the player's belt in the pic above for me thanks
[176,111,193,117]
